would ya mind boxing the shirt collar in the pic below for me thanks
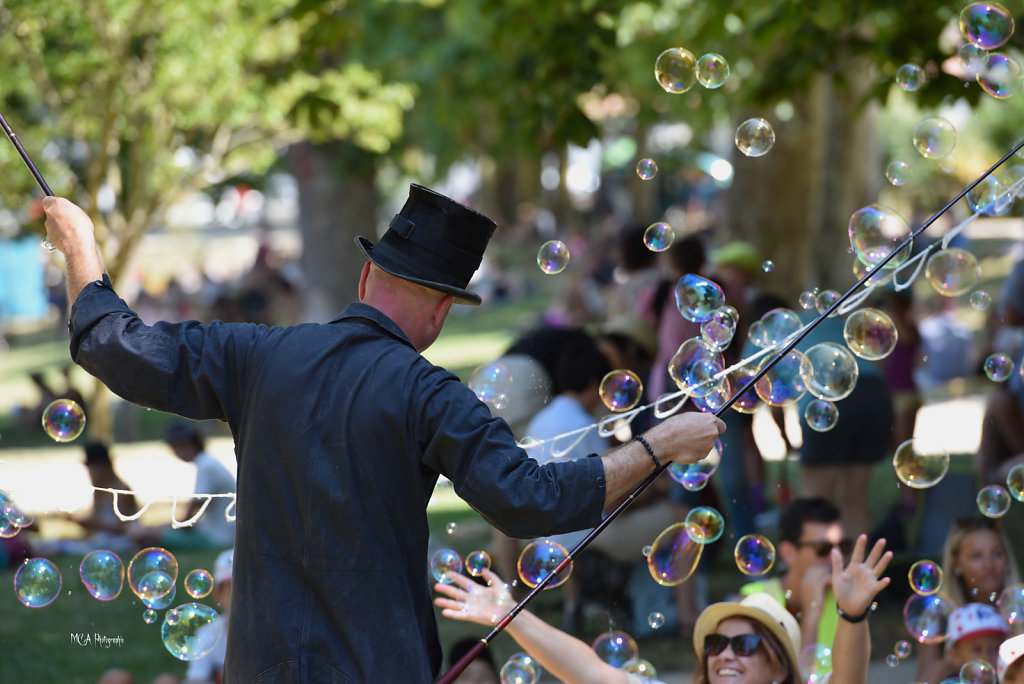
[329,302,416,350]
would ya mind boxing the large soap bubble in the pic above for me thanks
[501,653,540,684]
[755,351,810,407]
[979,53,1024,98]
[909,559,943,595]
[892,439,949,489]
[599,370,643,412]
[646,522,703,586]
[977,484,1012,518]
[801,342,859,401]
[734,534,776,576]
[843,308,898,361]
[669,338,724,397]
[469,362,513,408]
[537,240,570,274]
[518,540,571,589]
[592,630,639,668]
[903,593,954,643]
[759,308,802,346]
[960,1,1015,49]
[128,547,178,601]
[735,118,775,157]
[803,399,839,433]
[675,274,726,322]
[430,549,463,584]
[685,506,725,544]
[925,248,980,297]
[161,603,224,661]
[80,550,124,601]
[655,48,697,93]
[42,399,86,442]
[15,558,62,608]
[696,53,730,88]
[913,117,957,159]
[848,204,912,269]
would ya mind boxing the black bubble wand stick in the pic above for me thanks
[0,108,57,250]
[436,136,1024,684]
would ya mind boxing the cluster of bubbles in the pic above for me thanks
[41,399,87,442]
[1,489,34,539]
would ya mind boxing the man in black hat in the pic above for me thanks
[43,187,723,683]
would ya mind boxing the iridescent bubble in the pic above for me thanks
[592,630,639,668]
[851,257,894,287]
[685,506,725,544]
[79,550,124,601]
[998,585,1024,625]
[138,570,174,602]
[903,592,954,643]
[815,290,841,315]
[128,547,178,601]
[735,118,775,157]
[430,549,463,584]
[886,160,913,186]
[983,352,1014,382]
[469,362,513,407]
[960,2,1015,49]
[41,399,86,442]
[968,176,1013,216]
[894,640,913,659]
[696,53,730,88]
[143,608,158,624]
[647,521,704,586]
[517,539,571,589]
[668,338,724,397]
[760,308,802,346]
[500,652,540,684]
[536,240,569,274]
[728,367,763,414]
[960,660,998,684]
[762,259,775,273]
[641,545,652,557]
[896,64,926,91]
[755,350,810,407]
[1007,463,1024,502]
[1,501,32,531]
[655,47,697,94]
[184,569,214,599]
[643,221,674,252]
[913,117,957,159]
[848,204,912,270]
[623,659,658,677]
[799,644,833,681]
[446,522,457,535]
[844,308,898,361]
[747,320,768,348]
[648,611,666,629]
[161,602,223,661]
[636,158,658,181]
[802,342,860,401]
[599,369,643,412]
[977,484,1012,518]
[803,399,839,433]
[668,441,721,492]
[970,290,992,310]
[701,308,737,351]
[892,439,950,489]
[675,274,726,322]
[925,248,981,297]
[14,558,62,608]
[885,653,899,668]
[143,583,176,610]
[960,43,989,77]
[908,559,943,595]
[734,534,776,576]
[465,550,491,577]
[692,382,730,412]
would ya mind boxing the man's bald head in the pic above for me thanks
[359,263,454,352]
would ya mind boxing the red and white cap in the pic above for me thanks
[999,633,1024,681]
[947,603,1009,647]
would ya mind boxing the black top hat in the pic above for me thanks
[355,184,497,305]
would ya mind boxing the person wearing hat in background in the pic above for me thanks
[1000,633,1024,684]
[920,602,1009,684]
[43,187,724,683]
[184,549,234,684]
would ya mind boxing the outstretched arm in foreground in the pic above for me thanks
[829,535,892,684]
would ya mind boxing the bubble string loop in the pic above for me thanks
[169,495,212,529]
[435,136,1024,684]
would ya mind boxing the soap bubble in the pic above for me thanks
[747,320,768,348]
[728,367,764,414]
[894,640,912,658]
[885,653,899,668]
[896,64,926,91]
[851,257,894,288]
[970,290,992,310]
[636,158,658,180]
[903,593,954,643]
[161,602,223,661]
[696,53,730,88]
[668,338,724,397]
[500,652,540,684]
[128,547,178,600]
[14,558,62,608]
[926,248,980,297]
[960,2,1015,49]
[967,176,1013,216]
[908,559,943,595]
[886,160,913,186]
[762,259,775,273]
[138,570,174,602]
[803,399,839,432]
[592,630,639,667]
[735,118,775,157]
[913,117,957,159]
[647,521,704,586]
[734,534,776,576]
[815,290,841,314]
[648,611,666,629]
[755,350,811,407]
[446,522,457,535]
[844,308,898,361]
[518,540,571,589]
[701,308,737,351]
[998,585,1024,624]
[41,399,86,442]
[960,660,998,684]
[979,53,1024,99]
[675,274,726,322]
[143,583,176,610]
[537,240,569,274]
[802,342,860,401]
[685,506,725,544]
[1007,464,1024,501]
[893,439,949,489]
[466,550,491,577]
[599,369,643,412]
[655,47,697,93]
[469,362,513,407]
[143,608,158,624]
[430,549,463,584]
[983,352,1014,382]
[184,569,214,599]
[798,291,817,310]
[668,441,721,491]
[799,644,833,682]
[760,308,802,346]
[977,484,1012,518]
[623,659,658,676]
[79,550,124,601]
[960,43,989,77]
[643,221,674,252]
[848,204,912,269]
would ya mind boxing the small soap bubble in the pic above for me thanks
[735,118,775,157]
[623,659,658,677]
[143,608,158,624]
[848,204,912,270]
[977,484,1012,518]
[701,308,737,351]
[908,559,943,595]
[465,550,491,577]
[815,289,841,314]
[647,611,666,629]
[685,506,725,544]
[41,399,86,442]
[430,549,463,584]
[893,439,949,489]
[760,308,802,346]
[166,609,180,625]
[926,248,980,297]
[643,221,674,252]
[469,362,513,406]
[668,441,721,491]
[80,550,124,601]
[500,652,540,684]
[15,558,62,608]
[1007,464,1024,502]
[960,1,1015,49]
[983,352,1014,382]
[675,274,726,322]
[138,570,174,602]
[960,43,989,77]
[128,547,178,601]
[803,399,839,433]
[161,602,223,661]
[518,540,571,589]
[445,522,457,535]
[636,158,658,180]
[537,240,570,274]
[143,583,176,610]
[755,351,810,407]
[592,630,639,668]
[655,47,697,93]
[798,291,817,310]
[696,53,730,88]
[970,290,992,310]
[647,522,704,586]
[641,545,653,557]
[599,369,643,412]
[761,259,775,273]
[734,534,776,576]
[894,640,912,659]
[960,660,998,684]
[886,160,913,186]
[802,342,860,401]
[184,569,214,599]
[998,585,1024,624]
[914,117,957,159]
[896,64,926,91]
[903,593,954,643]
[844,308,898,361]
[885,653,899,668]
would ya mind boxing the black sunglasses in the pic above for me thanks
[705,633,762,657]
[797,539,854,557]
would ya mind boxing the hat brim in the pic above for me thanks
[356,236,482,306]
[693,601,800,676]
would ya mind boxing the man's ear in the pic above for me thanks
[358,263,371,301]
[432,295,455,328]
[778,540,798,567]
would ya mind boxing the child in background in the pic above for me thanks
[185,549,232,684]
[1000,634,1024,684]
[920,603,1008,684]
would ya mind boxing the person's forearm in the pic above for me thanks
[504,610,625,684]
[64,236,105,305]
[830,616,870,684]
[600,439,659,508]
